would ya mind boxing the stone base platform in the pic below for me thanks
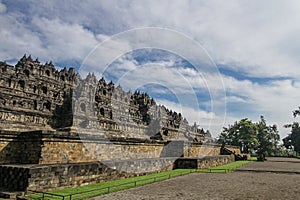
[174,155,235,169]
[0,155,234,193]
[0,157,177,192]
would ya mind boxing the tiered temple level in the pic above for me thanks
[0,56,238,193]
[0,55,211,141]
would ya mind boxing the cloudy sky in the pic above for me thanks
[1,0,300,138]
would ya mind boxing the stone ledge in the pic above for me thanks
[175,155,235,169]
[0,156,235,192]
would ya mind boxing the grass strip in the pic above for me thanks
[197,157,255,173]
[248,156,257,161]
[27,169,193,200]
[28,157,256,200]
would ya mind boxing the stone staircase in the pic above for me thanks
[220,146,247,161]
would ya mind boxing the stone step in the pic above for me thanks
[0,191,25,200]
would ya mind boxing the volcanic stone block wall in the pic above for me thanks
[0,140,9,161]
[39,139,166,164]
[196,155,235,169]
[32,137,225,165]
[0,156,235,192]
[175,155,235,169]
[26,162,122,191]
[160,141,185,157]
[0,130,228,165]
[184,144,241,158]
[184,144,220,157]
[0,130,235,166]
[0,158,176,192]
[0,131,42,164]
[0,165,30,191]
[225,145,241,154]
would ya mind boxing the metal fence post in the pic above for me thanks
[69,194,72,200]
[42,193,45,200]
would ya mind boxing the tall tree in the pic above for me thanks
[218,116,280,158]
[218,118,258,154]
[256,116,280,159]
[283,121,300,155]
[293,106,300,118]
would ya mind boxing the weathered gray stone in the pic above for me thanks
[0,56,241,194]
[0,55,210,141]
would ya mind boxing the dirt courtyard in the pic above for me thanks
[92,157,300,200]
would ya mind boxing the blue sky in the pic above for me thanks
[1,0,300,138]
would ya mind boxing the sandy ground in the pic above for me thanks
[237,157,300,173]
[91,157,300,200]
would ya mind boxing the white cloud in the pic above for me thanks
[32,17,100,61]
[0,1,6,13]
[0,13,101,64]
[104,56,208,95]
[226,96,247,103]
[0,12,42,60]
[155,98,218,132]
[221,75,300,138]
[99,52,300,138]
[3,1,300,79]
[1,0,300,139]
[90,0,300,78]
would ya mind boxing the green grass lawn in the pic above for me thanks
[197,160,252,173]
[28,157,255,200]
[197,157,256,173]
[248,156,257,161]
[28,169,194,200]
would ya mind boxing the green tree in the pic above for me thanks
[283,107,300,155]
[283,122,300,155]
[218,118,258,154]
[293,106,300,117]
[218,116,280,158]
[256,116,280,159]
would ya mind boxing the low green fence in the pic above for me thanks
[27,170,196,200]
[27,160,253,200]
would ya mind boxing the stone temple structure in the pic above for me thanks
[0,55,237,193]
[0,54,210,140]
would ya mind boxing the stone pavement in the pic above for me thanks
[237,157,300,174]
[92,157,300,200]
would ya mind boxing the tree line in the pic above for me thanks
[217,107,300,159]
[282,107,300,155]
